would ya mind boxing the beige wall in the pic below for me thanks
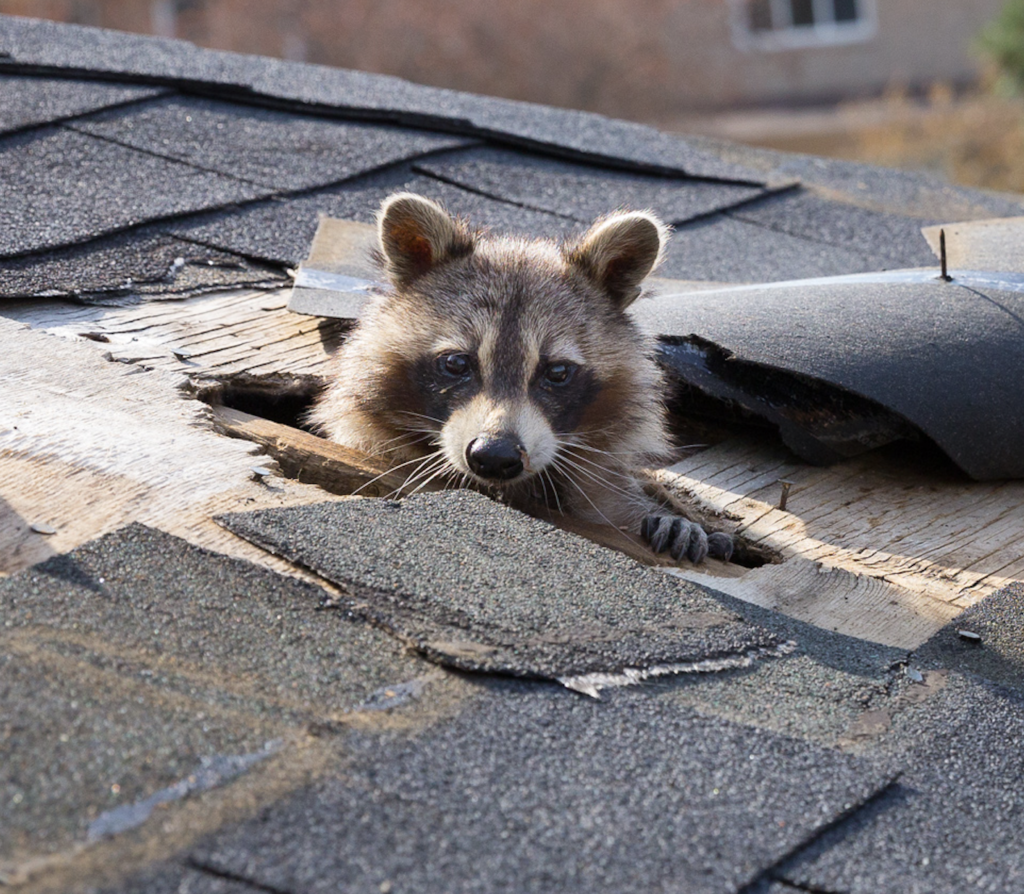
[0,0,1008,118]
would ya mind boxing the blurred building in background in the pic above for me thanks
[0,0,1005,120]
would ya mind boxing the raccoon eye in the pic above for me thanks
[438,352,472,378]
[543,362,575,386]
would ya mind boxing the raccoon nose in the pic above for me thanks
[466,435,525,481]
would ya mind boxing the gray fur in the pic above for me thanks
[310,194,728,561]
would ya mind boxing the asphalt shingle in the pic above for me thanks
[0,229,283,301]
[0,16,766,183]
[914,581,1024,696]
[415,146,768,224]
[216,491,783,681]
[0,73,166,136]
[0,524,432,727]
[189,682,893,894]
[0,125,263,258]
[635,280,1024,479]
[779,673,1024,894]
[659,212,871,282]
[728,190,939,270]
[73,95,472,191]
[0,647,275,866]
[167,169,580,267]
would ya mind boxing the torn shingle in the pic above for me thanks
[637,279,1024,479]
[215,491,783,682]
[189,683,893,894]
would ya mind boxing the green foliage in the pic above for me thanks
[978,0,1024,94]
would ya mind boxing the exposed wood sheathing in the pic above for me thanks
[4,287,1023,653]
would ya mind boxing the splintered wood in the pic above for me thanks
[0,299,347,581]
[2,287,1024,651]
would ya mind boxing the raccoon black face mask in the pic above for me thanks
[310,192,732,563]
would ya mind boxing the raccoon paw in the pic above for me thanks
[641,515,734,564]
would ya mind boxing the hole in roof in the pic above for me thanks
[191,373,773,570]
[193,373,325,431]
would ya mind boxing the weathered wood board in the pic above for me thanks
[654,444,1024,648]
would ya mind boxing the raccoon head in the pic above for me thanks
[327,192,671,508]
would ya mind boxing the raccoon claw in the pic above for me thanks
[642,515,715,564]
[707,531,735,562]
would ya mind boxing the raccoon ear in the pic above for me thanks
[565,211,669,308]
[377,193,474,287]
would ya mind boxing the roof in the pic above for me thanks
[1,15,1024,894]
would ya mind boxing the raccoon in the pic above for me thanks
[309,192,732,564]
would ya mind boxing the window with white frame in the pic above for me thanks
[733,0,877,50]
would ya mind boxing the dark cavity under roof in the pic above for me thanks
[189,683,893,894]
[216,491,783,682]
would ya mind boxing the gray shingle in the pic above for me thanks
[0,229,283,301]
[190,683,893,894]
[0,524,431,727]
[914,581,1024,696]
[72,95,473,191]
[415,146,768,225]
[636,280,1024,479]
[780,673,1024,894]
[166,169,579,266]
[0,73,165,136]
[729,190,938,270]
[0,16,766,183]
[216,491,783,680]
[0,125,263,257]
[660,213,872,282]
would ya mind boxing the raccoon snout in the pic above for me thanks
[466,435,526,481]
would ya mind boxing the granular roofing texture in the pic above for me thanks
[778,673,1024,894]
[0,73,166,135]
[914,581,1024,695]
[216,491,783,679]
[189,682,893,894]
[0,524,432,721]
[2,13,999,302]
[72,95,472,192]
[414,146,770,224]
[166,169,581,268]
[0,124,263,257]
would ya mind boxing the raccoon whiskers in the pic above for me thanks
[368,429,436,458]
[351,450,445,498]
[538,467,564,516]
[550,458,629,537]
[556,450,645,507]
[387,450,452,499]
